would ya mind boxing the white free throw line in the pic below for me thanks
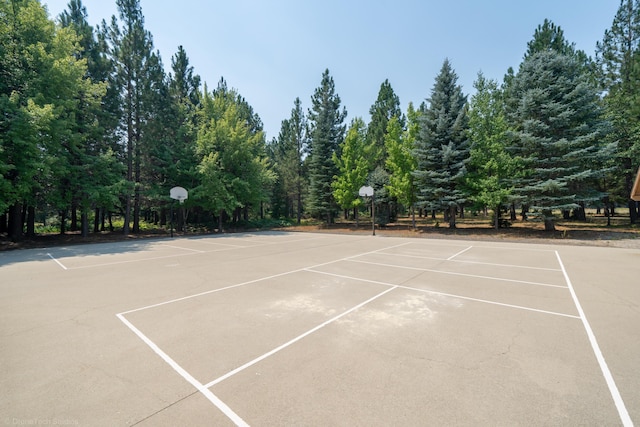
[555,251,633,427]
[306,269,580,320]
[376,251,562,272]
[447,245,473,260]
[203,285,398,389]
[47,253,67,270]
[347,259,567,289]
[116,313,249,426]
[160,244,205,253]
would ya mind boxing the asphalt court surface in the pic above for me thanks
[1,231,638,426]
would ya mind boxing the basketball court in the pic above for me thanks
[1,231,638,426]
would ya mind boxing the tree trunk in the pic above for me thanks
[628,199,638,224]
[510,203,517,221]
[71,203,78,231]
[218,209,223,233]
[448,205,456,229]
[81,210,89,238]
[494,205,500,230]
[412,206,416,230]
[543,210,555,231]
[0,213,7,233]
[26,206,35,237]
[94,208,100,233]
[7,203,23,242]
[59,210,66,235]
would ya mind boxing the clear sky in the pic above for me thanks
[42,0,620,140]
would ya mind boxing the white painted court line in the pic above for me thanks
[408,240,557,252]
[47,253,68,270]
[306,269,580,320]
[447,245,473,260]
[556,251,633,427]
[376,251,562,272]
[346,259,568,289]
[116,313,249,427]
[115,240,412,425]
[118,241,412,316]
[57,235,329,270]
[160,244,205,253]
[202,285,398,389]
[67,251,207,270]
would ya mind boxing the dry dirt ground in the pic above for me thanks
[2,215,639,251]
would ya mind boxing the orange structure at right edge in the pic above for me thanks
[632,167,640,201]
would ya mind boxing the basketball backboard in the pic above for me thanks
[170,186,188,203]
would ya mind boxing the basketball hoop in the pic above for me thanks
[169,187,188,238]
[170,186,188,204]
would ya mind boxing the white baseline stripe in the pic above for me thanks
[347,259,567,289]
[47,253,67,270]
[161,244,205,253]
[447,245,473,260]
[116,313,248,426]
[119,241,413,315]
[408,240,556,252]
[307,269,580,320]
[556,252,633,427]
[203,285,398,388]
[376,251,561,272]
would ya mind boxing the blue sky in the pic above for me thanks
[43,0,620,140]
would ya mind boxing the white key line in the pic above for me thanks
[447,245,473,260]
[306,269,580,320]
[203,285,398,389]
[47,253,67,270]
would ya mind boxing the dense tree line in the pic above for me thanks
[2,0,639,241]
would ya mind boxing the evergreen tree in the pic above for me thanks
[596,0,640,223]
[506,50,611,231]
[332,117,370,224]
[367,79,404,168]
[107,0,155,234]
[59,0,122,237]
[307,69,347,224]
[270,97,308,222]
[413,59,470,228]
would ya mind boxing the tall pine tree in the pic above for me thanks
[307,69,347,224]
[367,79,403,168]
[596,0,640,223]
[107,0,154,234]
[413,59,470,228]
[270,97,308,222]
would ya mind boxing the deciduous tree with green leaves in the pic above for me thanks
[195,83,273,231]
[385,113,417,228]
[332,117,370,225]
[466,72,516,229]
